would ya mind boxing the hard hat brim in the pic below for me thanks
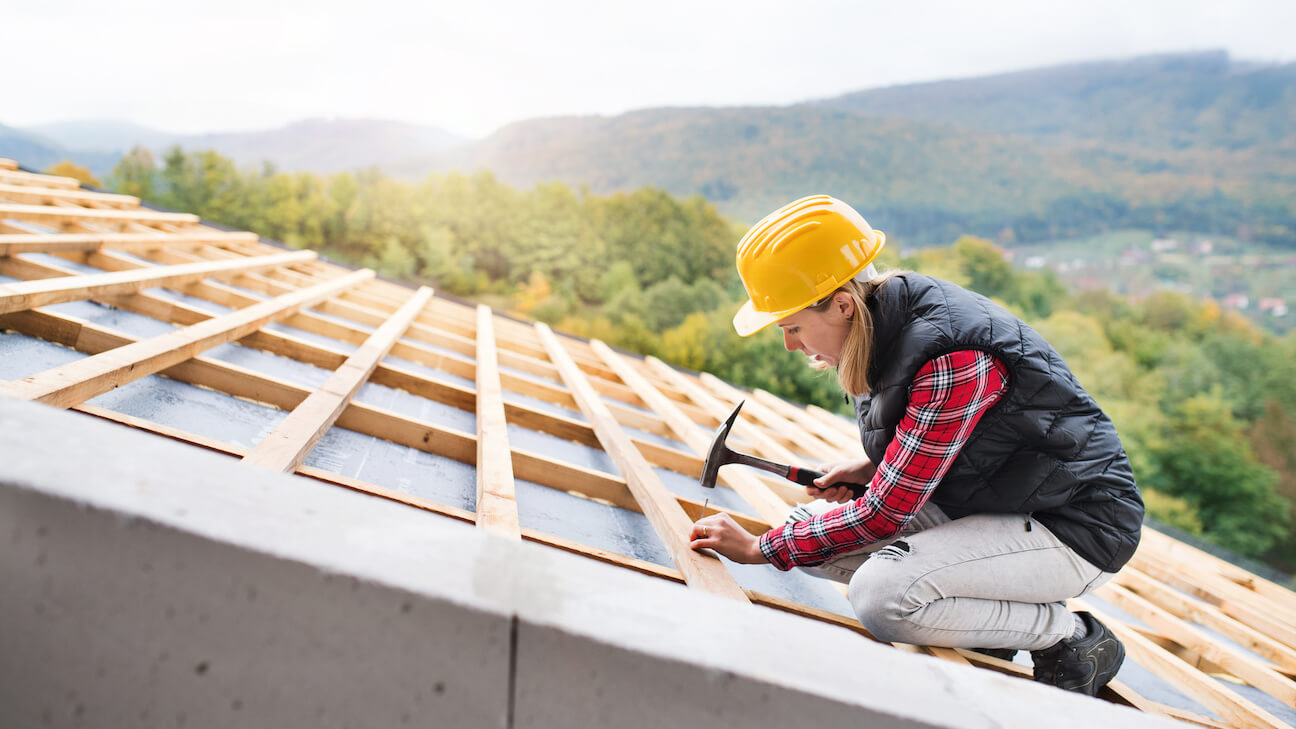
[733,299,802,338]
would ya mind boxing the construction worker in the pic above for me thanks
[689,195,1142,696]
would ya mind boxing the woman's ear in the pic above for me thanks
[833,291,856,320]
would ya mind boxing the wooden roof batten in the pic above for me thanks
[2,160,1294,728]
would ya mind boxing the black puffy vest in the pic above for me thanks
[853,274,1143,572]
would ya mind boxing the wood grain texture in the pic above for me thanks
[535,322,749,603]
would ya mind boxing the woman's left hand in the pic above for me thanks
[689,513,769,564]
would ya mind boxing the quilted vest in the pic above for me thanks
[853,274,1143,572]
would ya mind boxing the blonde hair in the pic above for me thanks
[804,271,899,397]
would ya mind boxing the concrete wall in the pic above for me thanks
[0,397,1178,728]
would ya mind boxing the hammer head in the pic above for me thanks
[699,400,744,489]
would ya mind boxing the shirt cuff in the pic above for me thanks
[758,526,794,571]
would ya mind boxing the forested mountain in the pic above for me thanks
[816,51,1296,150]
[434,51,1296,245]
[5,51,1294,246]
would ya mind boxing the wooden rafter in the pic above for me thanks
[243,286,434,472]
[0,182,139,208]
[0,250,316,314]
[536,322,749,602]
[0,231,258,256]
[590,339,792,524]
[0,202,199,227]
[0,268,372,407]
[474,304,522,539]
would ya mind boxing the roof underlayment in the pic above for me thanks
[0,158,1294,728]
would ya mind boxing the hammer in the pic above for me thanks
[698,401,866,498]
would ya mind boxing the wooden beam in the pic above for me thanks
[0,168,80,188]
[643,356,805,506]
[474,305,522,539]
[0,182,139,208]
[0,269,372,407]
[243,287,434,472]
[535,322,748,602]
[753,388,864,457]
[1097,582,1296,708]
[591,339,792,524]
[0,250,316,314]
[806,402,863,440]
[1076,600,1292,729]
[0,231,258,256]
[1114,567,1296,675]
[701,372,841,463]
[1141,527,1296,615]
[0,202,198,226]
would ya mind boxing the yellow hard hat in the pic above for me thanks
[733,195,886,337]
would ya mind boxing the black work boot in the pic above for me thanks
[970,647,1018,662]
[1031,612,1124,695]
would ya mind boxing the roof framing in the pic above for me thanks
[2,158,1293,728]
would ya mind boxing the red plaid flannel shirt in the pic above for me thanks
[759,349,1009,570]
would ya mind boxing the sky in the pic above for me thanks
[4,0,1294,140]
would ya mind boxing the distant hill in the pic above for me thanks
[420,106,1080,227]
[815,51,1296,151]
[418,51,1296,243]
[4,118,466,176]
[4,51,1292,246]
[0,124,120,174]
[26,119,174,153]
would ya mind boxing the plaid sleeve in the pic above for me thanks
[759,350,1009,570]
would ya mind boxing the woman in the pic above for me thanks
[689,195,1143,696]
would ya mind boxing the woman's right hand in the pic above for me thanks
[809,458,876,503]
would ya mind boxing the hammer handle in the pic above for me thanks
[787,466,867,499]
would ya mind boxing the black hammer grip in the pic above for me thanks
[786,466,867,499]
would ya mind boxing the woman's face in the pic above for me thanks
[776,292,854,367]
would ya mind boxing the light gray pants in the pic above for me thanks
[790,501,1114,651]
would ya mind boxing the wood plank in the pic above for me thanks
[0,231,257,256]
[753,388,864,456]
[1097,582,1296,708]
[0,269,372,407]
[0,168,80,188]
[535,322,748,602]
[0,202,198,226]
[806,402,864,440]
[0,182,139,208]
[243,287,434,472]
[1141,527,1296,615]
[474,305,522,539]
[1076,600,1292,729]
[0,250,316,314]
[701,372,841,462]
[643,356,805,506]
[591,339,792,524]
[1132,552,1296,650]
[1114,568,1296,675]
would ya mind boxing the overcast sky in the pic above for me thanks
[4,0,1293,139]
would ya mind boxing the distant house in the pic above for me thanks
[1259,298,1289,317]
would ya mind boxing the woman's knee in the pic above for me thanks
[848,546,916,642]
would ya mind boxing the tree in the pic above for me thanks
[1151,392,1289,557]
[44,160,101,188]
[106,146,156,200]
